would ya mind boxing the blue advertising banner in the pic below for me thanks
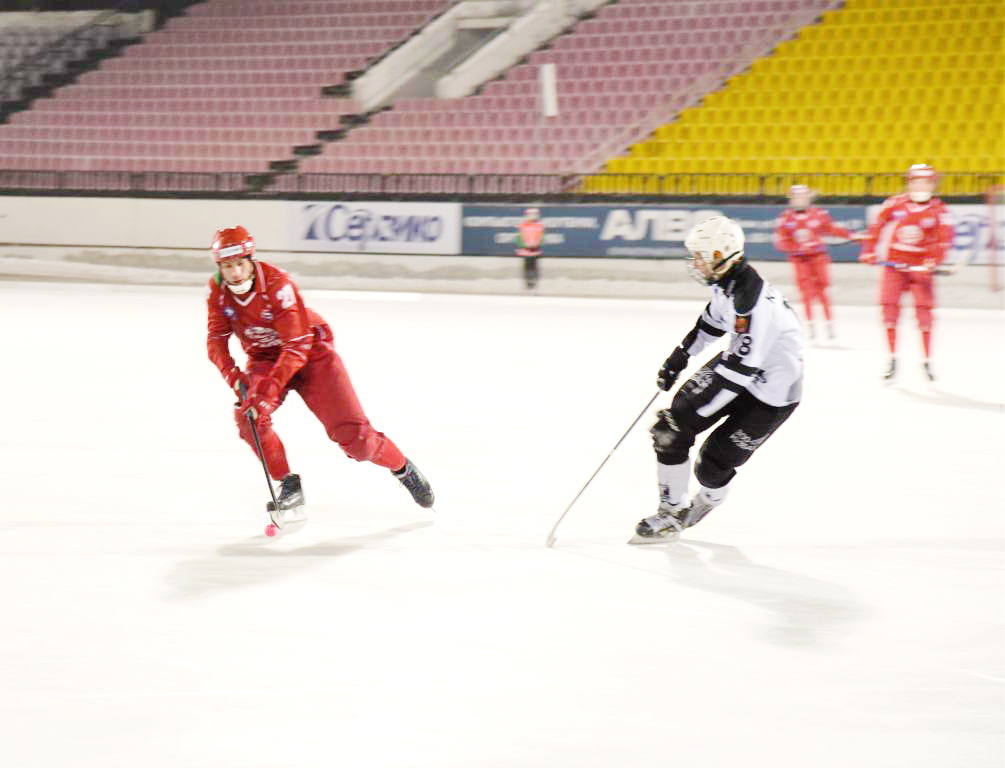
[462,204,867,261]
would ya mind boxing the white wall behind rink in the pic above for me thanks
[0,196,286,250]
[0,196,1000,309]
[0,196,461,255]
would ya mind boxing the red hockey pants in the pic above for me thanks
[788,252,832,322]
[879,266,935,332]
[236,339,406,481]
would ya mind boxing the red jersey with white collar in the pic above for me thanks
[862,194,954,267]
[774,207,852,256]
[206,260,327,389]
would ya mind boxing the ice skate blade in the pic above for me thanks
[628,531,680,545]
[267,505,308,533]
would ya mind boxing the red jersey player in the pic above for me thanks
[515,207,545,290]
[858,165,954,381]
[773,184,857,340]
[206,225,434,524]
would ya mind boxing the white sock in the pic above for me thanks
[698,481,731,507]
[657,460,690,508]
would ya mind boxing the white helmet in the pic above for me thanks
[788,184,814,210]
[524,207,540,221]
[684,216,745,286]
[905,163,937,203]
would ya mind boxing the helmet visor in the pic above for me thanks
[685,249,717,285]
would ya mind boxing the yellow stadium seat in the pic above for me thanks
[594,0,1002,193]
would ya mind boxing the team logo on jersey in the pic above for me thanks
[243,326,281,347]
[261,310,273,322]
[735,315,750,333]
[896,225,924,245]
[921,217,936,228]
[223,307,236,318]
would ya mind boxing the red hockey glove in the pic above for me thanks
[224,366,248,394]
[239,377,281,420]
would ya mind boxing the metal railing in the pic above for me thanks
[1,169,1001,200]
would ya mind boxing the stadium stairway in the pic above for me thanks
[281,0,838,193]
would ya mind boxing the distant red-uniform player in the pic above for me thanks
[515,207,545,290]
[773,184,858,340]
[859,165,954,381]
[206,225,434,522]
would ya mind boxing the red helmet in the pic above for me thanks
[211,225,255,263]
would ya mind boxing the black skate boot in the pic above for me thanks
[267,473,304,513]
[393,460,434,508]
[883,357,897,381]
[923,360,935,381]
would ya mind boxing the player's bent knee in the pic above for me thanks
[651,409,693,465]
[330,424,379,462]
[234,409,271,435]
[695,451,736,489]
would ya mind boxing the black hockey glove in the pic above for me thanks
[657,347,689,391]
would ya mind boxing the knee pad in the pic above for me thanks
[234,407,271,436]
[881,303,900,327]
[651,409,693,465]
[695,438,737,489]
[330,423,379,462]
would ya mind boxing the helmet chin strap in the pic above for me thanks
[226,276,254,294]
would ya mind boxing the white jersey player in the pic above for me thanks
[633,216,804,543]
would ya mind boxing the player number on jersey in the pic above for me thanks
[733,334,753,356]
[276,284,295,310]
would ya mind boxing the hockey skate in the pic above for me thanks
[394,460,435,508]
[265,473,308,534]
[629,502,688,545]
[680,490,720,530]
[629,490,723,545]
[922,360,935,381]
[882,358,897,381]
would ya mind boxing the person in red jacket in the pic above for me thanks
[206,225,434,521]
[515,207,545,290]
[859,165,954,381]
[773,185,857,341]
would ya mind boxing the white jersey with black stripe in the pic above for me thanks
[682,265,804,408]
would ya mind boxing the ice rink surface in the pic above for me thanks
[1,279,1002,768]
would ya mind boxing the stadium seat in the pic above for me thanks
[592,0,1004,195]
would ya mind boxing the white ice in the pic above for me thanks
[1,280,1002,768]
